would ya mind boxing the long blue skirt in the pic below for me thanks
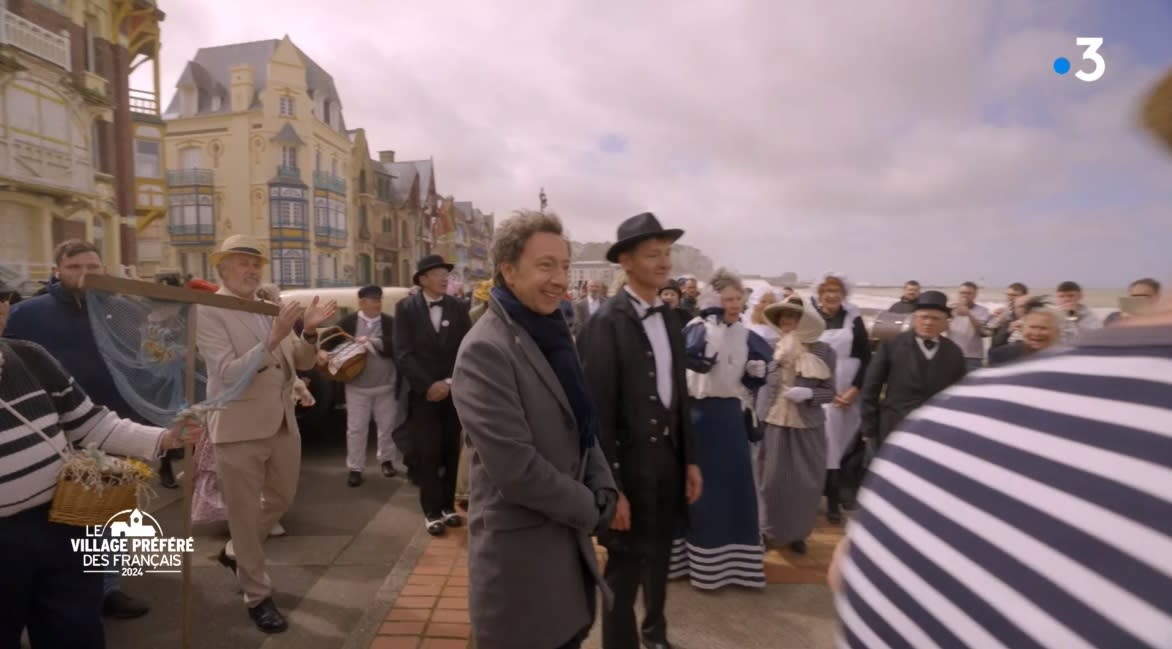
[668,397,765,590]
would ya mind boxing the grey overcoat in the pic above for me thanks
[452,296,616,649]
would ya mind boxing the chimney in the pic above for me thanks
[229,64,254,113]
[379,150,395,163]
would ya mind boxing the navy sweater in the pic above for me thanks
[4,281,145,423]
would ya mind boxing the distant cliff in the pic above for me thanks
[570,241,715,279]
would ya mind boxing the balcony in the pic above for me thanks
[168,222,215,245]
[128,89,158,115]
[275,165,301,182]
[312,170,346,194]
[79,71,108,103]
[0,8,70,70]
[314,224,347,248]
[167,168,214,187]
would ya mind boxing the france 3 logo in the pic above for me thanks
[1053,37,1105,83]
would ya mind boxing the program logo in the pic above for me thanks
[1053,37,1105,82]
[71,508,195,577]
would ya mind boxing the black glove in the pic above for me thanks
[593,488,618,535]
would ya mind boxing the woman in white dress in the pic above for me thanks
[812,273,871,523]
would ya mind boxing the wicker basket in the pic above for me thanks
[317,328,368,383]
[48,476,139,527]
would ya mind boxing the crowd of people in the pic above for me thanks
[0,224,1166,649]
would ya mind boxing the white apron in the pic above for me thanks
[820,317,861,469]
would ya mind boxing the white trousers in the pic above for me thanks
[345,384,402,471]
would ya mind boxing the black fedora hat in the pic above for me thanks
[659,279,682,297]
[914,290,951,316]
[606,212,684,263]
[413,254,454,285]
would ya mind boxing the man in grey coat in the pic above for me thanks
[453,210,618,649]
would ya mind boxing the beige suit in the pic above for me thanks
[196,289,316,605]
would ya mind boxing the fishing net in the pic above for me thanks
[84,285,270,427]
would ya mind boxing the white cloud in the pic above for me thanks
[144,0,1172,286]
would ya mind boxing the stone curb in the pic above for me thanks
[337,517,432,649]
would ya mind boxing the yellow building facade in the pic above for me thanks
[159,36,358,287]
[0,0,164,291]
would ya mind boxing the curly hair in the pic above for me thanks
[491,210,566,288]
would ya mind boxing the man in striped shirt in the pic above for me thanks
[831,285,1172,648]
[0,339,199,649]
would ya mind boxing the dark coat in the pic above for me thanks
[577,291,697,554]
[988,340,1030,367]
[452,296,615,649]
[860,331,968,443]
[392,292,472,396]
[332,312,395,358]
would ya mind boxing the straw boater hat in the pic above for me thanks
[209,235,269,267]
[763,294,827,344]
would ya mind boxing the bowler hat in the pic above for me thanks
[413,254,454,285]
[605,212,684,263]
[209,235,269,267]
[914,290,952,316]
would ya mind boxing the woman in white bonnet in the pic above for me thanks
[813,272,871,523]
[670,269,774,590]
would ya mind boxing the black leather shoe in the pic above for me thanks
[347,471,363,487]
[102,590,150,619]
[217,546,237,574]
[381,461,397,478]
[247,597,288,633]
[426,517,446,536]
[789,539,808,555]
[442,510,463,527]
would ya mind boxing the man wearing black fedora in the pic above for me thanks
[860,290,968,448]
[393,255,472,535]
[578,212,702,649]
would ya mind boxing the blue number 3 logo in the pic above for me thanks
[1076,37,1105,82]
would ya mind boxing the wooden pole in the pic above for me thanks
[179,304,198,649]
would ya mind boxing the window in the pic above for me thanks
[85,15,98,73]
[331,197,346,233]
[314,150,321,171]
[91,120,109,173]
[276,249,307,286]
[330,158,338,177]
[314,196,329,231]
[270,199,305,228]
[134,140,161,178]
[279,95,294,117]
[179,146,202,169]
[280,146,297,169]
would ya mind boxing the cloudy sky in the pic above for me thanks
[143,0,1172,287]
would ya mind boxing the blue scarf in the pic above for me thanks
[492,287,597,451]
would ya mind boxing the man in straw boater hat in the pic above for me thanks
[577,212,702,649]
[392,254,472,536]
[196,235,336,633]
[859,290,968,450]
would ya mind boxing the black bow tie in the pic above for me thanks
[428,299,444,309]
[642,304,668,320]
[922,338,937,350]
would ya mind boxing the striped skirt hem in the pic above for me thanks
[668,538,766,590]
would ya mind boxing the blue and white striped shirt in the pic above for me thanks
[837,324,1172,649]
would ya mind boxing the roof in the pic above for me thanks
[399,159,434,197]
[382,161,418,205]
[272,122,304,146]
[454,201,473,221]
[164,37,346,132]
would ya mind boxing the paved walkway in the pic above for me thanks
[367,514,843,649]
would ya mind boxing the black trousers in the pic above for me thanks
[601,444,681,649]
[409,394,461,519]
[0,505,105,649]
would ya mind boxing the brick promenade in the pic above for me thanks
[367,514,844,648]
